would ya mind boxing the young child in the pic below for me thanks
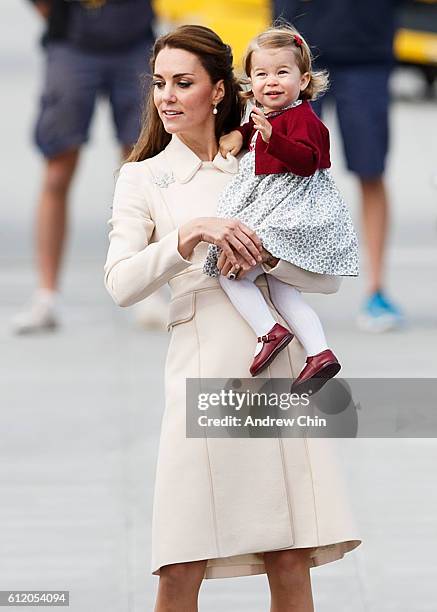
[203,25,359,393]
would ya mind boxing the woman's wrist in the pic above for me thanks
[177,219,203,260]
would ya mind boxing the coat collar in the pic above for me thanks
[164,133,239,183]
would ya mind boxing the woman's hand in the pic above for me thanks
[178,217,263,268]
[219,131,243,157]
[250,107,272,143]
[218,247,279,279]
[217,251,254,279]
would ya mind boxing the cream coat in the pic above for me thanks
[104,134,362,579]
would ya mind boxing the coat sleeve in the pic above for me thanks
[103,162,192,307]
[260,259,342,295]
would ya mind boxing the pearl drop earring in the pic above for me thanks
[212,104,218,115]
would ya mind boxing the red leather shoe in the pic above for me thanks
[291,349,341,395]
[250,323,294,377]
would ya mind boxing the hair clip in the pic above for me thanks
[293,35,303,48]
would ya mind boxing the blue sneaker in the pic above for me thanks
[357,290,405,333]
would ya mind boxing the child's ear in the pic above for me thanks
[300,72,311,91]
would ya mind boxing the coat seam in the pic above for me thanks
[265,322,295,547]
[303,437,320,545]
[193,307,221,558]
[170,281,269,303]
[277,433,296,547]
[283,337,295,378]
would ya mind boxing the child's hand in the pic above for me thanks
[219,131,243,158]
[250,106,272,143]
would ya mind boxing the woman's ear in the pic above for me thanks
[300,72,311,92]
[213,79,226,105]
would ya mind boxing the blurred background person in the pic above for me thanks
[274,0,405,332]
[12,0,156,334]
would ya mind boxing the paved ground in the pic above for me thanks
[1,2,437,611]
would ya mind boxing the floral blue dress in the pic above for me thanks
[203,101,359,278]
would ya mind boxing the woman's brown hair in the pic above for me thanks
[126,25,245,162]
[242,23,329,102]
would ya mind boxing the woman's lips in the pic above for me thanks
[162,110,183,118]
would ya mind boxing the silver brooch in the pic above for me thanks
[152,170,175,188]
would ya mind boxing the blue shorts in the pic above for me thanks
[34,39,153,158]
[311,65,391,179]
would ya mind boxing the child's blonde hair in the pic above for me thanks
[242,23,329,102]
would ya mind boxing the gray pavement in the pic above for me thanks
[1,2,437,611]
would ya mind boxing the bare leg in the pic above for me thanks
[359,176,389,294]
[36,143,132,290]
[154,560,207,612]
[36,149,80,290]
[264,549,314,612]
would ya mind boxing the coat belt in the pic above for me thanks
[168,265,269,302]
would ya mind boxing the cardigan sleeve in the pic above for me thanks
[260,116,326,176]
[103,163,192,307]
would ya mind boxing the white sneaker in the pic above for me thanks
[356,290,405,333]
[11,289,60,335]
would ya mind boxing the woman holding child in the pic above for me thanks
[104,23,361,612]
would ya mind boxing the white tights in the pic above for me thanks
[219,265,328,357]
